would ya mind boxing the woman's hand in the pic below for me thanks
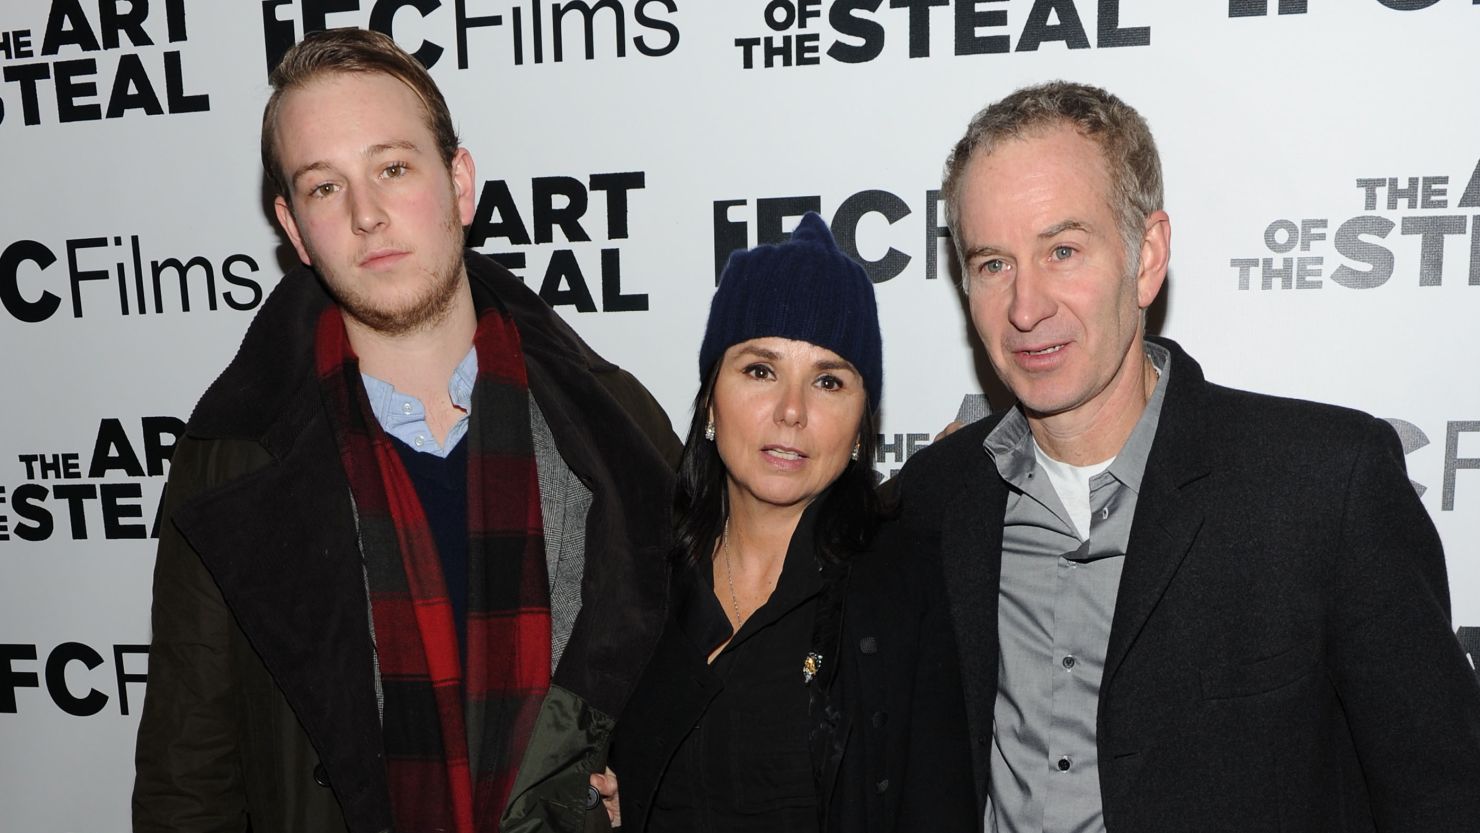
[589,767,621,828]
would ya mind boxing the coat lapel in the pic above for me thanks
[1103,338,1213,689]
[938,447,1005,813]
[171,404,391,829]
[516,329,673,720]
[168,271,392,829]
[1102,475,1205,686]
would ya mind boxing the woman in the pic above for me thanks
[604,212,884,832]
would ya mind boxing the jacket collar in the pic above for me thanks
[189,252,600,450]
[676,498,826,658]
[729,499,826,649]
[1102,336,1213,687]
[184,250,673,560]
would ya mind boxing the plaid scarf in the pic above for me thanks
[316,306,551,833]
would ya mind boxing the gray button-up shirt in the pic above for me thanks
[983,343,1170,833]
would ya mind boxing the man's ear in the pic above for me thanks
[1135,209,1171,309]
[451,147,477,226]
[274,195,312,266]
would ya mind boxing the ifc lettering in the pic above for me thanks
[713,188,954,284]
[0,643,148,717]
[260,0,680,73]
[1,236,264,323]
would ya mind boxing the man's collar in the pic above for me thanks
[359,346,479,435]
[984,342,1172,495]
[1103,341,1170,495]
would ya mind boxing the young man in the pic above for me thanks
[849,81,1480,832]
[133,28,679,833]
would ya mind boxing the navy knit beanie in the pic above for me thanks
[699,212,883,412]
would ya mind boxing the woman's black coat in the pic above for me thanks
[611,512,977,833]
[611,507,824,832]
[810,519,978,833]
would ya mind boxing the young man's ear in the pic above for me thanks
[450,147,477,227]
[274,196,313,266]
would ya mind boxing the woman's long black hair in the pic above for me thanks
[671,363,888,567]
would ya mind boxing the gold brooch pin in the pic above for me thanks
[802,651,823,684]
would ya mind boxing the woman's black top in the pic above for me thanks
[611,505,825,833]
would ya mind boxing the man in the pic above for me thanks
[132,28,679,833]
[884,81,1480,832]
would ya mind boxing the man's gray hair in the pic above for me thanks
[942,80,1163,288]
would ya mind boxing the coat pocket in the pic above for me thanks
[1199,637,1320,700]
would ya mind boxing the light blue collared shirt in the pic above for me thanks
[359,347,477,457]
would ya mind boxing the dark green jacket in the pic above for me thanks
[133,252,679,833]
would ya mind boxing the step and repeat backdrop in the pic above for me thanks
[3,1,1478,829]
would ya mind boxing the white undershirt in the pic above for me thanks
[1033,441,1114,541]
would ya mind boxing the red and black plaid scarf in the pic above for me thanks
[316,306,551,833]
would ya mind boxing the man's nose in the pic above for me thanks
[1007,266,1056,332]
[350,187,388,234]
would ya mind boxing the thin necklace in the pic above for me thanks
[721,518,745,628]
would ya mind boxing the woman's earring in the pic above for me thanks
[850,441,860,461]
[705,420,716,442]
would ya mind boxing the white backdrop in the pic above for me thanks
[2,1,1478,830]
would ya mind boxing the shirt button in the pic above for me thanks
[1100,507,1109,519]
[401,402,414,414]
[1057,756,1072,772]
[1062,655,1077,670]
[875,778,890,794]
[414,435,426,447]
